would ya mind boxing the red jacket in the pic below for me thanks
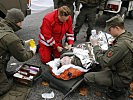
[39,9,74,48]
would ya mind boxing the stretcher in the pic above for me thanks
[42,65,84,100]
[41,33,112,99]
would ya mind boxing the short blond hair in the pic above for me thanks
[58,6,71,16]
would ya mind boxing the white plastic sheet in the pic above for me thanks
[97,31,114,50]
[42,91,54,99]
[30,0,54,14]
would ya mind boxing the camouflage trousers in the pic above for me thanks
[0,63,12,96]
[0,63,30,100]
[84,68,128,88]
[74,6,97,39]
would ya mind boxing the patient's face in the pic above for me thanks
[60,56,71,66]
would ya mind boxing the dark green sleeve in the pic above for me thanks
[4,34,34,62]
[53,0,59,9]
[75,0,80,11]
[93,42,129,69]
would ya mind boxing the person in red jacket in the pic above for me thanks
[38,6,74,64]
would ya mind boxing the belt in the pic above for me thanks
[82,3,98,8]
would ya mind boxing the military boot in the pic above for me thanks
[85,34,91,42]
[36,44,40,53]
[106,87,127,99]
[74,32,78,42]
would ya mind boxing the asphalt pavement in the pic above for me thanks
[7,7,133,100]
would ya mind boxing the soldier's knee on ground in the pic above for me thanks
[106,87,128,99]
[84,72,95,83]
[0,78,13,96]
[0,70,13,96]
[1,83,30,100]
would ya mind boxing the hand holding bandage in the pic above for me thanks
[64,43,72,50]
[29,40,36,54]
[25,39,33,45]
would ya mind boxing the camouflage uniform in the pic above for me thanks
[53,0,80,20]
[0,9,34,96]
[74,0,105,41]
[84,16,133,99]
[53,0,59,9]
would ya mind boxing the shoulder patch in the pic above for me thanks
[107,50,113,57]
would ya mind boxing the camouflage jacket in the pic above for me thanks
[0,19,34,65]
[80,0,105,10]
[93,31,133,84]
[53,0,80,11]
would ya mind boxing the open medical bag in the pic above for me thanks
[1,63,42,100]
[13,63,42,87]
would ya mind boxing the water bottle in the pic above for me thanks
[89,29,98,47]
[91,29,97,37]
[91,29,98,40]
[90,29,98,41]
[97,31,108,50]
